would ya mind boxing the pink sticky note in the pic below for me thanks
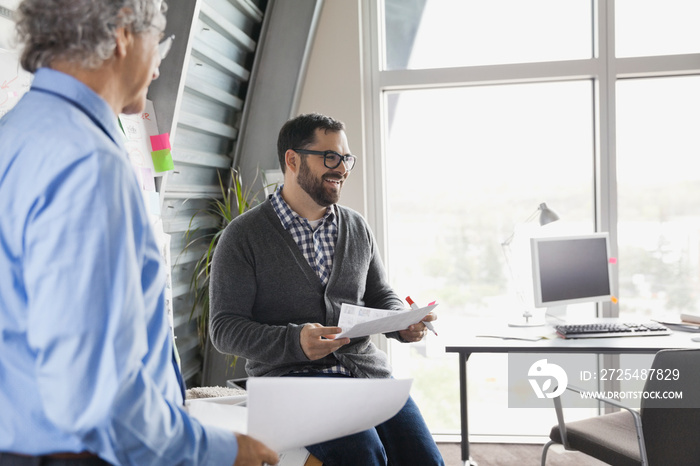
[609,257,617,264]
[150,133,171,151]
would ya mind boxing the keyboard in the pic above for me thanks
[555,322,671,339]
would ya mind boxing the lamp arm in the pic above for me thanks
[501,207,541,246]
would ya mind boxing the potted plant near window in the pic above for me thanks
[182,167,271,386]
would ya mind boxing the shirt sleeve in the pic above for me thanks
[23,149,238,465]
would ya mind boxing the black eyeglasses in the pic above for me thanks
[293,149,357,171]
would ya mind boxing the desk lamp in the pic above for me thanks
[502,203,559,326]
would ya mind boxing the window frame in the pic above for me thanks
[361,0,700,342]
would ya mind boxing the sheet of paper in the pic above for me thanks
[186,397,248,432]
[0,48,32,118]
[475,324,555,341]
[476,333,547,341]
[119,100,159,178]
[336,303,438,338]
[247,377,412,453]
[187,395,310,466]
[278,448,310,466]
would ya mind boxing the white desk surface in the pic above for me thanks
[445,318,700,354]
[444,318,700,465]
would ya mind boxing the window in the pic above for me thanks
[384,81,597,436]
[365,0,700,439]
[615,0,700,58]
[384,0,592,69]
[617,76,700,317]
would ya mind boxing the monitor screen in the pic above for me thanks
[531,233,612,308]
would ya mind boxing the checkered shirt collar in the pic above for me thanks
[270,185,337,229]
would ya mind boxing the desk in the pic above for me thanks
[445,327,700,466]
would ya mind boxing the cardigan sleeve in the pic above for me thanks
[208,213,312,372]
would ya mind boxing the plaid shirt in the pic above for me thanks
[271,186,352,376]
[271,186,338,286]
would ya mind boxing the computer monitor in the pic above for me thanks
[531,233,613,321]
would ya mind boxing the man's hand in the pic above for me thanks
[233,433,279,465]
[398,312,438,343]
[300,323,350,360]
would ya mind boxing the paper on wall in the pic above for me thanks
[0,48,32,118]
[119,100,159,177]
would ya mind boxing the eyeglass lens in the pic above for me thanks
[325,152,356,171]
[158,34,175,60]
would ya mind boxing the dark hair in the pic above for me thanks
[276,113,345,173]
[16,0,167,72]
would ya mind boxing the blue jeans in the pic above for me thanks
[283,373,444,466]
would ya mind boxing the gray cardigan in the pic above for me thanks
[209,199,404,378]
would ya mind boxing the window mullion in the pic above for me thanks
[596,0,618,318]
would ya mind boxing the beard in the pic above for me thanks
[297,155,343,207]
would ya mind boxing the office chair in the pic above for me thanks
[541,348,700,466]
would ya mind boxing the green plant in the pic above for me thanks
[182,168,270,348]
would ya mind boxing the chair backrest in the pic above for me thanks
[640,348,700,466]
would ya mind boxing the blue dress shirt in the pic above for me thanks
[0,68,237,465]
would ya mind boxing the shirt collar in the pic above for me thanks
[31,68,124,148]
[271,185,336,229]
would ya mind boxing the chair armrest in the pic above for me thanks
[551,384,648,465]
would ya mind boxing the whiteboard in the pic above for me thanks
[0,2,32,118]
[0,0,19,50]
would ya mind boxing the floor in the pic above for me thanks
[436,443,607,466]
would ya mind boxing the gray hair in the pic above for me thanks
[15,0,167,72]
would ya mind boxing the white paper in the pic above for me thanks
[278,448,310,466]
[119,100,159,178]
[336,303,438,338]
[186,397,248,432]
[187,396,310,465]
[0,49,32,118]
[247,377,412,453]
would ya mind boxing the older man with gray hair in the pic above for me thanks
[0,1,277,465]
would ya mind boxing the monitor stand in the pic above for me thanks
[508,309,545,327]
[544,305,568,325]
[508,306,568,327]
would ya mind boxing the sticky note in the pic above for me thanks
[150,133,171,152]
[611,296,618,304]
[609,257,617,264]
[151,148,174,172]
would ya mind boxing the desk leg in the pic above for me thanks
[459,352,477,465]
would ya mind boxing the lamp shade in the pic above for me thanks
[538,203,559,226]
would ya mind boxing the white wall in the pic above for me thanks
[297,0,367,216]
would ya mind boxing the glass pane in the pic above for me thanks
[384,81,596,435]
[383,0,592,70]
[616,76,700,319]
[616,0,700,58]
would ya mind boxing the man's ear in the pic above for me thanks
[114,27,130,58]
[285,149,298,174]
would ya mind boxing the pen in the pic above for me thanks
[406,296,438,336]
